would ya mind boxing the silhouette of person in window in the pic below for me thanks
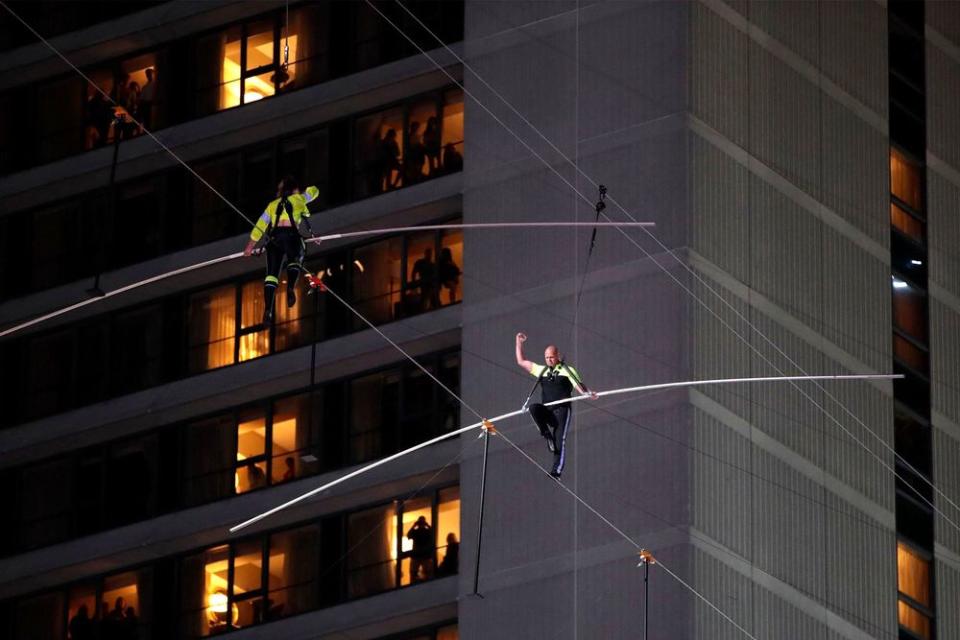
[442,142,462,174]
[69,604,95,640]
[438,247,461,305]
[139,67,156,129]
[411,248,439,311]
[379,128,401,191]
[423,117,441,175]
[247,464,266,490]
[122,606,139,640]
[405,121,425,185]
[437,532,459,576]
[282,456,296,482]
[406,515,434,582]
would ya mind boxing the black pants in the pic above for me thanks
[529,403,572,475]
[263,227,304,316]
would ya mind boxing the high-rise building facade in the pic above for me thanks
[1,2,958,640]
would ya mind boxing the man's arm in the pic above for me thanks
[563,364,599,399]
[244,209,272,256]
[515,332,534,373]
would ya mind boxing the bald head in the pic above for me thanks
[543,345,560,366]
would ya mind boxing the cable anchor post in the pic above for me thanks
[638,548,655,640]
[472,419,495,597]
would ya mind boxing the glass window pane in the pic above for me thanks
[353,237,403,325]
[890,148,922,210]
[201,545,233,635]
[437,487,461,578]
[237,410,267,461]
[221,26,243,110]
[245,71,276,103]
[897,542,931,606]
[68,584,98,638]
[350,370,399,463]
[38,76,83,162]
[893,333,928,372]
[437,624,459,640]
[401,497,434,585]
[891,203,925,242]
[406,232,440,314]
[239,280,270,362]
[102,569,148,639]
[347,503,397,598]
[188,285,236,372]
[19,592,65,640]
[405,99,438,185]
[192,156,241,245]
[440,89,464,175]
[274,283,309,353]
[246,20,275,71]
[354,107,404,197]
[270,395,317,483]
[898,599,931,639]
[183,414,236,505]
[268,524,320,619]
[19,459,73,550]
[233,539,264,597]
[439,230,463,306]
[891,279,927,342]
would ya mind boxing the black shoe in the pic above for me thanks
[287,289,297,308]
[550,470,562,479]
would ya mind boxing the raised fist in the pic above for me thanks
[516,332,527,343]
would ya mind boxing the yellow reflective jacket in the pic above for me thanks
[248,186,320,244]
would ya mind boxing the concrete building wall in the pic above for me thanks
[459,2,694,638]
[927,6,960,640]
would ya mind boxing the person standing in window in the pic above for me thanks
[379,128,401,191]
[438,247,461,305]
[437,532,459,576]
[405,121,425,185]
[139,68,156,129]
[442,142,462,174]
[423,117,441,175]
[406,516,434,582]
[244,175,319,325]
[411,248,439,311]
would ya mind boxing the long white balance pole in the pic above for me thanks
[228,373,901,533]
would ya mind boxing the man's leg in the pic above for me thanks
[528,404,558,452]
[551,405,572,477]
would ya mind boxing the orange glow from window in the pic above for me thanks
[890,148,922,210]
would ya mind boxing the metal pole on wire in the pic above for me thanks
[471,422,495,596]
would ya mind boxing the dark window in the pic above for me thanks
[895,492,934,550]
[182,414,235,506]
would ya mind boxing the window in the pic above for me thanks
[353,91,465,198]
[893,333,928,373]
[897,542,933,639]
[235,408,269,494]
[188,285,237,373]
[183,414,236,505]
[37,76,84,163]
[890,148,923,211]
[350,369,400,464]
[891,278,927,343]
[191,156,241,246]
[347,487,460,598]
[353,237,403,326]
[15,592,64,640]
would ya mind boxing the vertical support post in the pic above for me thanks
[638,548,655,640]
[643,556,649,640]
[472,421,494,596]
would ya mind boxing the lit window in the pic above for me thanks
[898,599,931,639]
[893,333,929,372]
[353,237,403,324]
[235,409,268,494]
[436,624,459,640]
[890,148,923,210]
[267,525,321,619]
[67,584,98,638]
[439,230,463,306]
[239,280,269,362]
[891,279,927,343]
[400,497,434,586]
[436,487,461,578]
[102,571,144,636]
[897,542,931,606]
[440,89,464,175]
[891,203,925,242]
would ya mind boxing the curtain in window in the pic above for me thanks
[347,505,396,598]
[195,33,227,116]
[270,525,319,617]
[179,553,208,639]
[183,415,235,505]
[188,285,236,372]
